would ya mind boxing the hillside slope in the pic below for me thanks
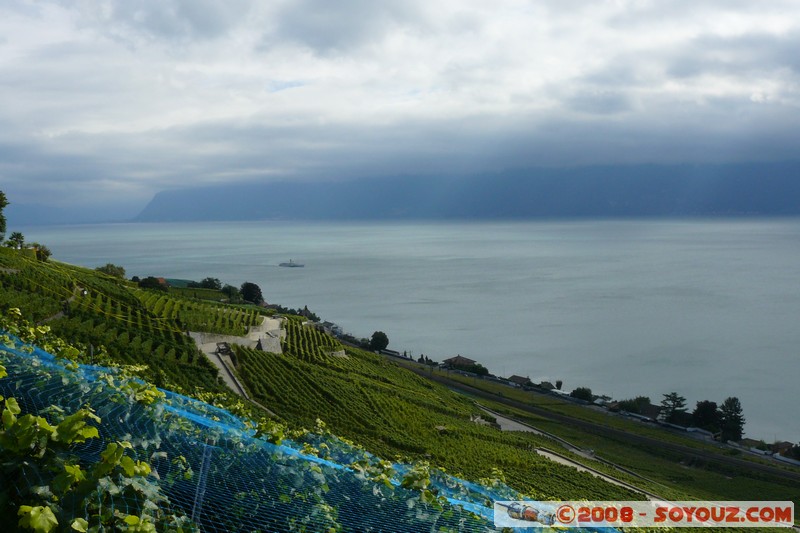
[1,247,797,530]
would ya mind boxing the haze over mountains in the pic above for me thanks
[6,3,800,229]
[136,163,800,223]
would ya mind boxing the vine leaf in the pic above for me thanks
[53,409,100,444]
[17,505,58,533]
[70,518,89,532]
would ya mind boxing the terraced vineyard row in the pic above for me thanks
[234,343,640,501]
[0,248,225,394]
[50,315,221,391]
[137,292,261,335]
[280,317,344,362]
[0,257,75,322]
[233,315,642,503]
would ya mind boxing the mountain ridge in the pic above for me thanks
[135,163,800,222]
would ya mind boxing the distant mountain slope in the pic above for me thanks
[8,202,141,226]
[136,163,800,222]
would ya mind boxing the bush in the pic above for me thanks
[570,387,593,401]
[96,263,126,279]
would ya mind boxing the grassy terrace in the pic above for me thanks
[425,365,781,459]
[397,364,800,510]
[477,398,800,506]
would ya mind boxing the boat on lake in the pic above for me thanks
[279,259,304,268]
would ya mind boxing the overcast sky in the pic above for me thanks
[2,0,800,215]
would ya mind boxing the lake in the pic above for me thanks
[21,219,800,443]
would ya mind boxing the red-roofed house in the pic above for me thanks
[442,355,476,368]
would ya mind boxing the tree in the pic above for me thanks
[0,190,7,242]
[300,305,320,322]
[31,243,51,262]
[718,396,745,443]
[96,263,126,279]
[692,400,720,432]
[221,284,240,301]
[789,444,800,460]
[369,331,389,352]
[463,363,489,376]
[570,387,593,402]
[200,277,222,290]
[660,392,688,423]
[240,281,263,304]
[6,231,24,249]
[138,276,168,292]
[616,396,651,414]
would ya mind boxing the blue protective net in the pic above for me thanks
[0,332,618,532]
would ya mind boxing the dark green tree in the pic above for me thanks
[138,276,168,292]
[369,331,389,352]
[464,363,489,376]
[660,392,688,423]
[789,444,800,460]
[692,400,720,432]
[31,243,51,262]
[570,387,593,402]
[718,396,745,442]
[221,284,240,301]
[96,263,126,279]
[616,396,651,414]
[240,281,264,304]
[200,277,222,290]
[0,190,7,242]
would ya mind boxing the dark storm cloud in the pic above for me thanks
[121,105,800,182]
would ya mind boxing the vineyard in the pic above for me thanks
[136,291,262,336]
[280,316,345,361]
[2,246,797,530]
[1,324,530,533]
[233,323,642,502]
[0,248,235,394]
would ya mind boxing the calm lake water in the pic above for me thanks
[21,219,800,443]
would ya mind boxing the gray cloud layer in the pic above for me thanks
[1,0,799,214]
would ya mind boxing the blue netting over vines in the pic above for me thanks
[0,332,617,532]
